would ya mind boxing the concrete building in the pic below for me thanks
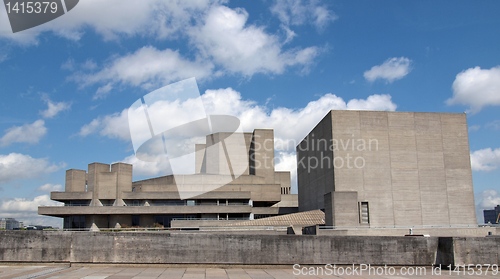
[484,205,500,224]
[0,218,20,230]
[39,129,297,230]
[297,110,477,228]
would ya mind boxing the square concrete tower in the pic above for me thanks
[297,110,477,228]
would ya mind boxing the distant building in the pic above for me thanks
[297,110,477,228]
[0,218,20,230]
[484,205,500,224]
[39,129,298,230]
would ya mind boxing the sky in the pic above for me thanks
[0,0,499,228]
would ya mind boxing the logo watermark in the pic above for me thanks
[296,134,380,173]
[128,78,247,200]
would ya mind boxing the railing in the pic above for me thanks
[172,217,250,221]
[126,203,250,206]
[318,224,483,230]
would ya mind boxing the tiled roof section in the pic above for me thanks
[229,210,325,227]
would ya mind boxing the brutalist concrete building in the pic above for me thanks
[39,129,297,230]
[297,110,477,228]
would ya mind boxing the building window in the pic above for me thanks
[132,215,140,227]
[359,202,369,224]
[64,215,86,230]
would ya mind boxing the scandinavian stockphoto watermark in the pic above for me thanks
[127,78,248,200]
[292,263,499,277]
[3,0,79,33]
[296,133,379,172]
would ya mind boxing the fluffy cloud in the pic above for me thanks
[80,88,397,187]
[477,190,500,209]
[40,98,71,118]
[270,0,337,30]
[447,66,500,113]
[476,189,500,224]
[0,0,222,44]
[470,148,500,171]
[275,151,298,191]
[0,120,47,146]
[4,1,324,89]
[189,6,320,77]
[0,195,60,212]
[0,195,63,228]
[364,57,412,83]
[37,183,63,192]
[72,47,214,97]
[0,153,64,183]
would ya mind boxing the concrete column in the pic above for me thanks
[111,163,132,206]
[249,129,275,183]
[87,163,111,206]
[65,169,86,192]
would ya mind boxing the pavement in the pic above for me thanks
[0,265,499,279]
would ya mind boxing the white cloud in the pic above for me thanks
[486,120,500,131]
[0,120,47,146]
[78,111,130,141]
[364,57,412,83]
[0,0,222,44]
[0,195,63,228]
[3,2,325,91]
[468,125,480,132]
[40,98,71,118]
[0,195,61,212]
[37,183,63,192]
[477,190,500,209]
[476,189,500,224]
[120,154,172,177]
[80,88,397,181]
[470,148,500,171]
[93,83,113,100]
[0,153,64,183]
[188,5,321,76]
[270,0,337,31]
[275,151,298,193]
[447,66,500,113]
[72,46,214,97]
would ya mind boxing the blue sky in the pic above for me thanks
[0,0,499,227]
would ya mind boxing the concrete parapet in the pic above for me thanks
[1,231,498,265]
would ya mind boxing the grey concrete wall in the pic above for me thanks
[0,231,437,265]
[297,111,334,212]
[250,129,275,183]
[452,237,500,265]
[317,226,500,237]
[1,231,498,265]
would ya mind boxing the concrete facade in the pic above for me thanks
[39,129,297,230]
[297,110,477,228]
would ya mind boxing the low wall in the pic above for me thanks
[0,231,498,266]
[316,226,500,237]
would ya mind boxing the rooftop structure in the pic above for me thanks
[484,205,500,224]
[39,129,297,230]
[297,110,477,229]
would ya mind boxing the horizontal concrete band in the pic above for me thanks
[1,231,498,265]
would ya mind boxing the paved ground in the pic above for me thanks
[1,265,499,279]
